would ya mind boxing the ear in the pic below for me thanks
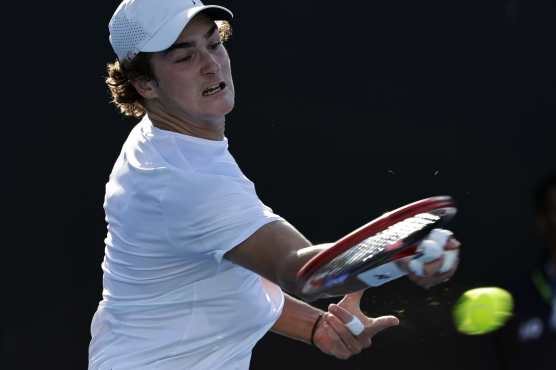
[130,77,159,100]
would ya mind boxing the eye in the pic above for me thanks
[209,41,222,50]
[176,55,193,63]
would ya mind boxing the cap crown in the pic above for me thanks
[109,0,210,61]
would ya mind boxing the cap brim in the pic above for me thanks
[140,5,233,53]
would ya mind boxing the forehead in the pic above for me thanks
[175,14,216,43]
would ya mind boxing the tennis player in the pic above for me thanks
[88,1,461,369]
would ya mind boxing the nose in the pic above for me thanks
[200,49,220,75]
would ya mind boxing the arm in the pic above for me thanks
[224,220,335,300]
[227,221,456,359]
[224,220,461,300]
[273,290,400,359]
[270,292,324,344]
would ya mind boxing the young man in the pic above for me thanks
[88,1,461,369]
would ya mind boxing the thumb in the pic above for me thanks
[367,315,400,336]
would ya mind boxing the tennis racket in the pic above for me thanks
[297,196,457,299]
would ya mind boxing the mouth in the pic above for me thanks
[202,82,227,97]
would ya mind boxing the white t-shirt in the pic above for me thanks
[88,116,284,370]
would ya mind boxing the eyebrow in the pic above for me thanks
[163,24,219,54]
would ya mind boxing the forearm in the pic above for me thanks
[284,244,372,301]
[225,220,363,300]
[271,292,324,344]
[281,243,370,301]
[277,243,330,295]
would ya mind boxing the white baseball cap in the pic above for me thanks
[109,0,233,61]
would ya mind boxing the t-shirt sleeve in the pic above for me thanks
[163,170,283,263]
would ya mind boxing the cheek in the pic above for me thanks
[218,49,233,79]
[154,63,194,92]
[159,75,199,104]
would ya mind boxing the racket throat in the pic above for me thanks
[356,261,407,287]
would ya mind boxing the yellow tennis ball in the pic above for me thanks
[453,287,513,335]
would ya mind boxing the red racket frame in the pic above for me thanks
[297,196,456,291]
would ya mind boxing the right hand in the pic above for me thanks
[404,236,461,289]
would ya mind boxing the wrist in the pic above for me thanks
[310,312,325,346]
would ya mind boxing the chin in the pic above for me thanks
[210,97,235,116]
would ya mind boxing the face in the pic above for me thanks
[145,15,235,126]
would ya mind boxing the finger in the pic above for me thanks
[435,256,459,280]
[440,249,459,273]
[365,315,400,337]
[318,317,353,359]
[409,251,459,280]
[329,303,364,325]
[328,304,365,335]
[439,258,459,280]
[421,239,444,259]
[362,336,373,349]
[338,290,364,309]
[445,238,461,250]
[423,255,444,276]
[426,228,453,248]
[407,272,438,289]
[324,312,363,354]
[412,276,443,289]
[409,239,444,276]
[409,263,457,288]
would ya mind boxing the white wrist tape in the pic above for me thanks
[425,228,453,247]
[440,249,458,273]
[346,316,365,335]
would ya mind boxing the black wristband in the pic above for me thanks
[310,313,324,346]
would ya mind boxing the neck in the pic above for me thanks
[146,103,225,141]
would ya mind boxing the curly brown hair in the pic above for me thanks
[106,20,232,118]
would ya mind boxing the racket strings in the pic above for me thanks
[318,212,440,276]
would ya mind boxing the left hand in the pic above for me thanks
[403,237,461,289]
[312,290,399,359]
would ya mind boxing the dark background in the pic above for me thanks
[5,0,556,369]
